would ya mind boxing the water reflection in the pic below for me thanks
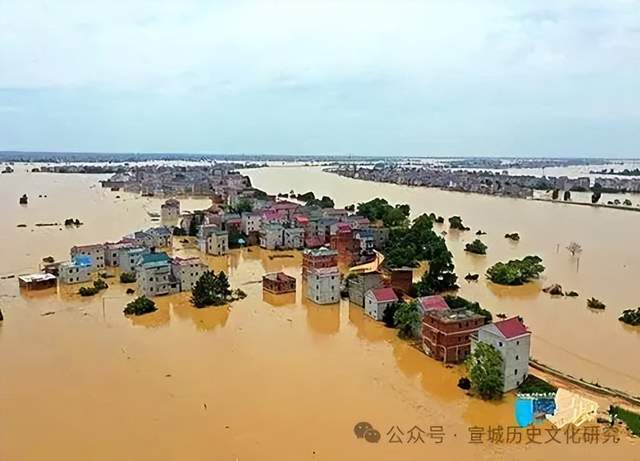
[302,295,340,336]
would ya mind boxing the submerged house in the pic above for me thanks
[262,272,297,294]
[364,287,398,321]
[59,255,94,284]
[18,273,57,290]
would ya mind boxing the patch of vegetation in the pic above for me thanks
[587,297,606,310]
[124,296,157,316]
[466,342,504,400]
[393,300,422,339]
[382,302,400,328]
[448,216,470,231]
[619,307,640,326]
[566,291,579,297]
[613,407,640,436]
[504,232,520,241]
[306,195,335,208]
[465,239,487,255]
[78,279,109,297]
[357,198,410,228]
[486,256,544,285]
[443,295,492,322]
[191,270,232,308]
[517,375,557,394]
[120,272,137,283]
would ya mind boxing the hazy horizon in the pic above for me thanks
[1,1,638,157]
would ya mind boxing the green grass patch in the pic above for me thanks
[614,407,640,436]
[517,375,558,394]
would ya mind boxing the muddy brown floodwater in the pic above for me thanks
[0,165,638,460]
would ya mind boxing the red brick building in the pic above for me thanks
[302,248,338,278]
[262,272,296,294]
[422,309,486,363]
[387,268,413,294]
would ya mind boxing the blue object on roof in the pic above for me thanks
[140,252,170,265]
[515,398,534,427]
[73,255,93,267]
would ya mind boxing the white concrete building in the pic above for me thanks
[306,267,340,305]
[171,256,208,292]
[119,247,149,273]
[104,241,137,267]
[161,199,181,222]
[135,252,179,297]
[146,226,173,248]
[259,223,284,250]
[198,224,229,255]
[241,212,262,235]
[364,287,399,321]
[58,257,93,284]
[70,244,105,270]
[283,227,305,249]
[471,317,531,392]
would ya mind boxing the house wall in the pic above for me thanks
[474,330,531,391]
[70,245,105,270]
[207,233,229,255]
[136,264,179,297]
[363,294,393,321]
[306,271,340,305]
[58,264,92,284]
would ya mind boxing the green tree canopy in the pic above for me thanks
[465,239,488,255]
[466,342,504,400]
[124,296,157,316]
[191,270,232,308]
[393,300,422,339]
[486,256,544,285]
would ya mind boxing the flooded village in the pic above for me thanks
[1,161,639,460]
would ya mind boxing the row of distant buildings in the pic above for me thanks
[24,224,207,297]
[329,165,640,197]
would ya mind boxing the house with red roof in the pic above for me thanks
[418,295,449,313]
[471,316,531,392]
[364,287,398,321]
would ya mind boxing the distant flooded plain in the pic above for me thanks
[0,165,638,460]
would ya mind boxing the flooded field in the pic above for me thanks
[1,165,639,460]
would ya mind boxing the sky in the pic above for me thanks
[0,0,639,157]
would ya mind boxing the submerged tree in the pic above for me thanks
[465,239,488,255]
[191,270,232,308]
[124,296,157,316]
[466,342,504,400]
[393,300,422,339]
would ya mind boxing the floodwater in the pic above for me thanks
[247,166,640,395]
[0,165,638,460]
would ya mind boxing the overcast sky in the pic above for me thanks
[1,0,639,156]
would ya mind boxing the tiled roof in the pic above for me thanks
[419,295,449,312]
[494,317,530,339]
[370,287,398,303]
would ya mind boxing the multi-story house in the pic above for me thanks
[170,256,208,292]
[104,241,136,267]
[302,248,338,277]
[119,247,150,273]
[422,308,486,363]
[347,270,384,307]
[58,255,94,284]
[259,223,284,250]
[198,224,229,255]
[262,272,297,294]
[135,252,179,297]
[70,244,105,270]
[161,198,180,222]
[241,212,262,235]
[283,227,304,249]
[146,226,173,248]
[471,317,531,391]
[306,267,340,305]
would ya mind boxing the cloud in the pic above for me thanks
[0,0,638,155]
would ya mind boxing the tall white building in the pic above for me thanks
[306,267,340,305]
[171,256,208,292]
[471,317,531,392]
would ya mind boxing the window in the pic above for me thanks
[516,355,519,360]
[498,342,503,347]
[514,369,518,375]
[516,340,520,345]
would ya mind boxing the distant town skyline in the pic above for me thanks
[1,1,638,157]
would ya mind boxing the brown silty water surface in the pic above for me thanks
[0,165,638,460]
